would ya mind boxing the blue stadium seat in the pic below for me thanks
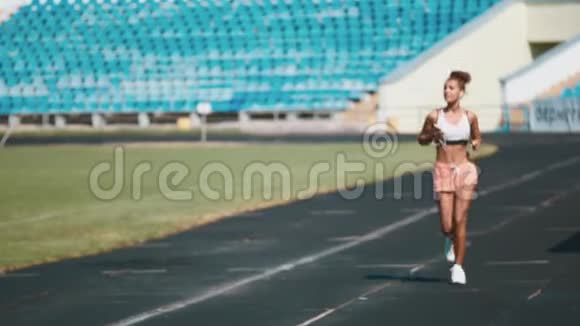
[0,0,500,114]
[561,88,574,98]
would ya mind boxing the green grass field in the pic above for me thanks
[0,141,496,272]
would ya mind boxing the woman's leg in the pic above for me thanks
[453,186,476,265]
[437,192,454,236]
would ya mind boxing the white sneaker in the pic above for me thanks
[450,264,466,285]
[444,237,455,263]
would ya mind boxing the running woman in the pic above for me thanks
[417,71,482,285]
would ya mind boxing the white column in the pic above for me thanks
[8,115,20,128]
[138,112,150,128]
[189,112,201,128]
[54,115,66,128]
[91,113,106,128]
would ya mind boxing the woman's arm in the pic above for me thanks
[468,111,481,150]
[417,110,441,145]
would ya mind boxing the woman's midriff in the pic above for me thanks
[435,144,470,165]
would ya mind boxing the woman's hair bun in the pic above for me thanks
[449,70,471,84]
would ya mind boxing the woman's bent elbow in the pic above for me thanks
[417,136,429,145]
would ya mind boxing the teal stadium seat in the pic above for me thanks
[0,0,499,114]
[573,83,580,97]
[560,84,580,99]
[560,86,578,99]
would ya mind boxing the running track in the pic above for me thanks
[1,134,580,325]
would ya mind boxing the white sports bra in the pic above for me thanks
[436,108,471,142]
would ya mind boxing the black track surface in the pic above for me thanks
[2,134,580,326]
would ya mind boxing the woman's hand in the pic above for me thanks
[418,110,442,145]
[432,124,444,143]
[471,138,481,151]
[467,110,481,151]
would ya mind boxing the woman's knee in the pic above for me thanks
[453,215,467,233]
[453,205,469,225]
[440,221,453,235]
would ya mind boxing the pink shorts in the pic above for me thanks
[433,161,479,194]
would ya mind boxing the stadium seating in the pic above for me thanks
[560,82,580,98]
[0,0,499,115]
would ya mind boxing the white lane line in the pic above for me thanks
[539,183,580,208]
[227,267,266,273]
[502,279,551,285]
[477,170,540,197]
[110,207,437,326]
[467,210,532,237]
[110,207,436,326]
[356,264,419,269]
[486,260,549,266]
[102,269,167,277]
[546,227,580,232]
[448,287,481,293]
[109,155,580,326]
[327,236,361,242]
[496,205,537,213]
[469,182,580,237]
[545,156,580,171]
[296,282,393,326]
[310,210,356,216]
[296,308,336,326]
[0,272,40,278]
[527,288,543,301]
[409,264,425,274]
[399,208,430,213]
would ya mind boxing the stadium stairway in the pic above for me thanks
[341,93,379,125]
